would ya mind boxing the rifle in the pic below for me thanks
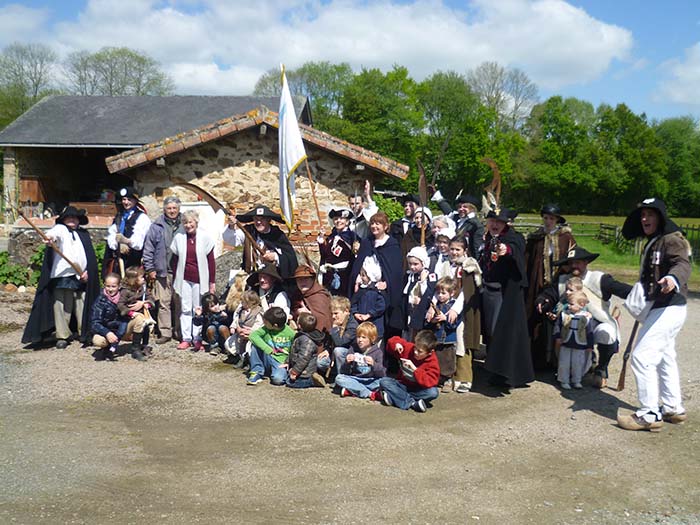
[4,197,84,276]
[616,320,639,392]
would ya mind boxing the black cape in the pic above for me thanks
[22,228,100,345]
[479,227,534,386]
[241,224,298,281]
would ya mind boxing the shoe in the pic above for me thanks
[55,340,69,349]
[455,382,472,394]
[380,390,392,406]
[132,349,146,361]
[592,375,607,389]
[560,383,572,390]
[208,343,220,356]
[617,413,663,432]
[142,345,153,357]
[177,340,191,350]
[573,382,583,389]
[662,411,688,424]
[247,373,263,385]
[442,379,454,393]
[340,387,354,397]
[193,340,204,352]
[156,336,171,345]
[369,390,380,402]
[413,399,427,413]
[312,372,327,388]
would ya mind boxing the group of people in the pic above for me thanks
[21,183,692,426]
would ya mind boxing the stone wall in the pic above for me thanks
[8,226,109,266]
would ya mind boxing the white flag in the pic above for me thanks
[278,66,307,231]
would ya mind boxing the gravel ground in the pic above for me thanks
[1,290,699,524]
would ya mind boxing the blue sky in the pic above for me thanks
[1,0,698,122]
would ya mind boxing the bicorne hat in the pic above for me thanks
[456,194,480,208]
[328,206,355,221]
[553,245,599,266]
[237,205,284,224]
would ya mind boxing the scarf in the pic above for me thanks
[104,289,120,305]
[118,209,135,234]
[330,227,356,247]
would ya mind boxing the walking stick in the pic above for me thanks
[4,198,84,275]
[616,320,640,392]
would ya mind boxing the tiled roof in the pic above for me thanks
[105,107,409,180]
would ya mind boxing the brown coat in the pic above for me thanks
[291,281,333,333]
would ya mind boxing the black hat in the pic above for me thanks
[116,186,140,201]
[541,204,566,224]
[328,206,355,221]
[401,194,420,206]
[237,205,284,223]
[621,197,678,240]
[56,205,88,226]
[456,194,480,208]
[553,245,599,266]
[485,207,517,222]
[246,264,283,287]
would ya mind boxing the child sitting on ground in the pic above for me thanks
[247,306,296,386]
[90,273,129,360]
[194,292,230,355]
[402,246,437,340]
[225,289,264,367]
[117,266,156,361]
[380,330,441,413]
[286,312,327,389]
[335,321,386,400]
[329,296,359,376]
[554,290,595,390]
[425,276,462,393]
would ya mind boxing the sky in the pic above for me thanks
[1,0,698,122]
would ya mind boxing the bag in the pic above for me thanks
[623,282,653,322]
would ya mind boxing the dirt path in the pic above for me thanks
[1,292,699,524]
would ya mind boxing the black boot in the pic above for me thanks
[141,327,152,357]
[593,342,618,387]
[131,332,146,361]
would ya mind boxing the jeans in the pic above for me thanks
[335,374,381,398]
[333,346,350,373]
[285,376,315,389]
[379,377,439,410]
[249,345,288,385]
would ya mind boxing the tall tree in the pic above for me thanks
[63,47,174,96]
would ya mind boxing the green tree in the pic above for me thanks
[63,47,174,96]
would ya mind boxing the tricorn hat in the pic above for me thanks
[56,205,88,226]
[237,205,284,224]
[485,207,517,223]
[541,204,566,224]
[553,245,599,266]
[116,186,140,201]
[328,206,355,221]
[621,197,678,240]
[456,194,480,208]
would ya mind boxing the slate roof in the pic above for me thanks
[0,95,311,147]
[105,107,409,180]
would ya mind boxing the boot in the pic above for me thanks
[141,327,152,357]
[131,333,146,361]
[594,342,618,385]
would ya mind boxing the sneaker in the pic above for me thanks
[560,383,572,390]
[312,372,327,388]
[369,390,380,402]
[662,411,688,424]
[156,336,171,345]
[617,413,663,432]
[441,379,454,393]
[413,399,427,413]
[177,340,192,350]
[455,382,472,394]
[55,339,69,349]
[247,373,263,385]
[573,382,583,389]
[380,390,392,406]
[340,387,354,397]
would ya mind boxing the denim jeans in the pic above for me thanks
[333,346,351,373]
[335,374,381,398]
[285,376,315,389]
[379,377,439,410]
[249,345,288,385]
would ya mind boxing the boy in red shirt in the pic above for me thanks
[379,330,440,412]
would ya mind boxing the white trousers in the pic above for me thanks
[179,280,202,342]
[558,346,589,384]
[631,305,686,421]
[593,322,616,345]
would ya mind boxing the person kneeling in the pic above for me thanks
[335,321,386,400]
[116,267,156,361]
[90,273,129,360]
[247,307,295,385]
[380,330,440,413]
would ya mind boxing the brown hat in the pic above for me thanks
[293,264,316,279]
[246,264,283,288]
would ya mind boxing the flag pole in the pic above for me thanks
[304,159,324,232]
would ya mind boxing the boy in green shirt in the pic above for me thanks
[247,306,295,385]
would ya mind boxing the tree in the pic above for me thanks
[63,47,174,96]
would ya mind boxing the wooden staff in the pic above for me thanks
[417,159,429,246]
[5,198,84,276]
[304,159,324,232]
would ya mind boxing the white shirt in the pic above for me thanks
[45,224,87,279]
[107,211,151,250]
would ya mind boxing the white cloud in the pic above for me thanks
[0,4,51,48]
[43,0,633,94]
[657,43,700,106]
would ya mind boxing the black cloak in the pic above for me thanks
[479,226,534,386]
[22,228,100,346]
[241,224,298,282]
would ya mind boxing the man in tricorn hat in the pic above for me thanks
[23,206,99,348]
[104,186,152,276]
[223,204,298,281]
[616,198,691,431]
[536,245,631,388]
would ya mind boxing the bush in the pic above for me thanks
[373,194,405,223]
[0,251,33,286]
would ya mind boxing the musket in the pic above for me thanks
[616,320,639,392]
[4,197,84,276]
[174,181,265,258]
